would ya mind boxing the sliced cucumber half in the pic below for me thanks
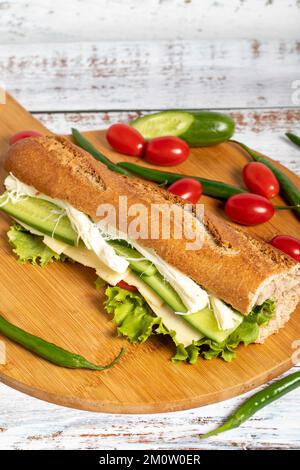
[140,271,187,313]
[131,111,194,140]
[131,110,235,147]
[0,194,78,246]
[183,307,242,343]
[108,240,157,276]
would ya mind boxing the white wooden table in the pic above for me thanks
[0,0,300,450]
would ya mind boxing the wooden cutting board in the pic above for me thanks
[0,94,299,413]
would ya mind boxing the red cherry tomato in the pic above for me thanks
[106,123,146,156]
[9,130,43,145]
[168,178,202,204]
[243,162,280,199]
[225,193,275,225]
[117,280,138,292]
[270,235,300,262]
[144,136,190,166]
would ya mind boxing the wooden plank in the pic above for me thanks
[0,367,299,449]
[1,40,299,111]
[1,95,300,417]
[0,0,299,44]
[36,108,300,175]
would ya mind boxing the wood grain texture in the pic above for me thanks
[1,39,299,111]
[0,0,299,43]
[0,94,300,416]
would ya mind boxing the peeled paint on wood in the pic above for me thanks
[0,39,299,111]
[0,366,300,449]
[36,108,300,176]
[0,0,299,43]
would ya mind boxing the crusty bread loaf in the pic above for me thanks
[4,136,300,341]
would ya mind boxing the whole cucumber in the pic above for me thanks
[180,111,235,147]
[130,111,235,147]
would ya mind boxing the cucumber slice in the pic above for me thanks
[108,240,157,276]
[131,111,194,140]
[183,307,241,343]
[140,271,187,313]
[0,194,77,246]
[109,240,188,312]
[131,111,235,147]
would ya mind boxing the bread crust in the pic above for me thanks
[4,136,299,316]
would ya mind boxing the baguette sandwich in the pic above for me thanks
[1,135,299,363]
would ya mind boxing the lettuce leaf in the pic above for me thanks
[105,285,161,343]
[249,299,276,326]
[95,277,107,290]
[104,285,276,364]
[7,224,66,267]
[194,299,276,362]
[105,286,188,361]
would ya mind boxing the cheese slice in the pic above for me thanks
[210,296,242,330]
[95,221,209,315]
[124,271,203,346]
[43,236,125,286]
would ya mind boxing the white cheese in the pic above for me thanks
[43,236,67,255]
[63,205,128,274]
[43,236,125,285]
[124,271,164,309]
[124,272,203,346]
[95,221,209,315]
[210,296,243,330]
[5,174,37,199]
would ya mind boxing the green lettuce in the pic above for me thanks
[194,299,276,362]
[95,277,107,290]
[104,285,276,364]
[7,224,66,267]
[104,286,188,361]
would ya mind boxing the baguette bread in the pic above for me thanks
[4,136,300,342]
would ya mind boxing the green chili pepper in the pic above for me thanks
[117,162,245,200]
[200,371,300,439]
[72,129,244,200]
[71,128,131,176]
[232,140,300,221]
[0,313,125,370]
[286,132,300,149]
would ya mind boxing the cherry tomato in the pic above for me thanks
[270,235,300,262]
[117,280,138,292]
[9,130,43,145]
[144,136,190,166]
[168,178,202,204]
[225,193,275,225]
[106,123,146,156]
[243,162,280,199]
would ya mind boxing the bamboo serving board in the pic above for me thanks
[0,94,299,413]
